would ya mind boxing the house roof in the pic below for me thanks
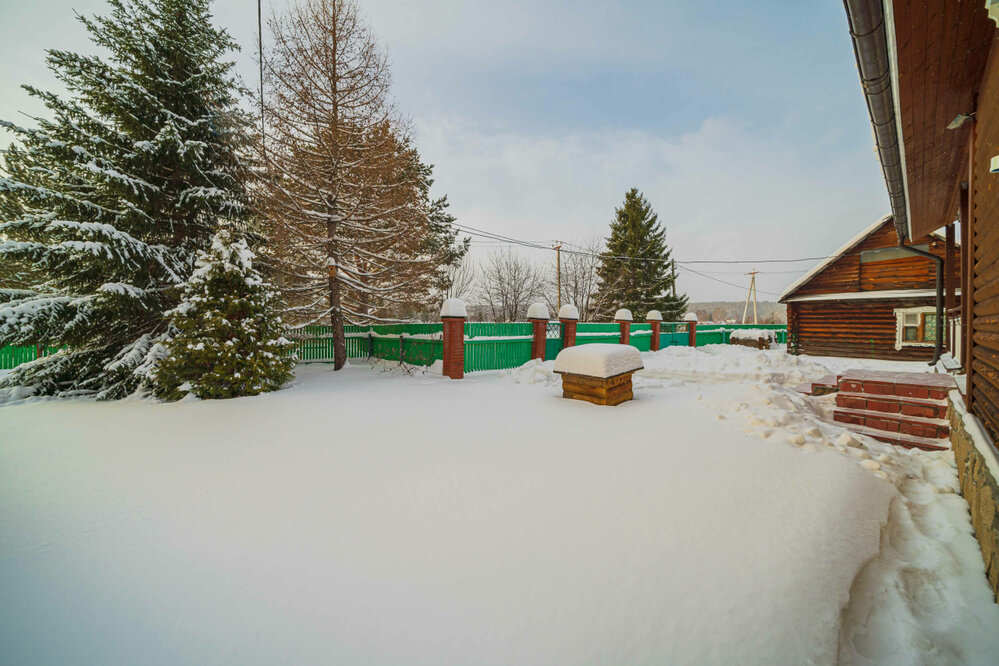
[843,0,994,240]
[778,214,956,303]
[778,215,891,303]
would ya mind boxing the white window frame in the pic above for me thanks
[893,306,937,350]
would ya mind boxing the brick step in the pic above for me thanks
[838,369,955,400]
[841,423,950,452]
[834,392,948,419]
[811,374,840,396]
[792,382,813,395]
[834,407,949,440]
[792,374,841,396]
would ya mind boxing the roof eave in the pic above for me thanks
[842,0,911,241]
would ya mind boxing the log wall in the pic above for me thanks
[971,35,999,443]
[792,220,952,297]
[789,298,937,361]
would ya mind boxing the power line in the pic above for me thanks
[676,265,783,297]
[452,222,793,297]
[450,221,849,267]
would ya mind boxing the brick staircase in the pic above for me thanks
[832,370,955,451]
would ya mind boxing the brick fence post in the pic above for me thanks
[558,304,579,348]
[527,302,550,360]
[440,298,467,379]
[614,308,633,345]
[684,312,698,347]
[647,310,662,351]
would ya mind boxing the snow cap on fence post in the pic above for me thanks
[440,298,468,319]
[558,304,579,348]
[526,302,550,321]
[527,302,549,360]
[647,310,663,351]
[440,298,466,379]
[557,304,579,321]
[614,308,633,345]
[684,312,698,347]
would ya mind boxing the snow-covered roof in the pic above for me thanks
[779,214,959,303]
[526,302,550,320]
[553,343,643,378]
[613,308,633,322]
[779,214,892,303]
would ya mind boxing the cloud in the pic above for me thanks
[416,115,889,301]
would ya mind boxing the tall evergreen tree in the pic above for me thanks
[0,0,251,398]
[595,188,688,320]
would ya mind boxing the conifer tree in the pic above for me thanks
[595,188,688,320]
[0,0,250,398]
[258,0,465,369]
[151,231,294,401]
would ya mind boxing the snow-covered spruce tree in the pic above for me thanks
[594,188,688,321]
[151,231,294,401]
[0,0,250,398]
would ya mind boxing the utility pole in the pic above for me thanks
[554,241,562,312]
[742,270,759,325]
[671,260,677,298]
[257,0,265,151]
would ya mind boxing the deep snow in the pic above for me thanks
[2,346,997,665]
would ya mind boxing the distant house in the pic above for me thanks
[779,215,958,360]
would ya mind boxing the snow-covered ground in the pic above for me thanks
[2,346,998,665]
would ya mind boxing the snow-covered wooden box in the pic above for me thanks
[729,329,777,350]
[553,344,643,406]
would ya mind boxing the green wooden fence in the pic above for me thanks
[0,345,61,370]
[1,322,788,373]
[282,321,787,373]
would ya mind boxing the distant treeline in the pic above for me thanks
[688,301,787,325]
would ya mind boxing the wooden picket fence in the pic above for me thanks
[0,324,787,373]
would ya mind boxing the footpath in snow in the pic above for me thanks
[1,345,998,665]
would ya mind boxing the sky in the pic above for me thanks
[0,0,890,302]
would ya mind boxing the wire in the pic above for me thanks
[450,221,845,267]
[676,265,783,296]
[457,222,787,296]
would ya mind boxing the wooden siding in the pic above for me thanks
[789,299,938,361]
[892,0,995,239]
[971,35,999,442]
[789,218,953,298]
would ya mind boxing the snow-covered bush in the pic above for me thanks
[151,231,294,401]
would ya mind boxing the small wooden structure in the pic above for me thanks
[558,371,636,406]
[779,216,958,360]
[553,344,643,406]
[729,329,776,350]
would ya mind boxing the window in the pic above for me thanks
[860,244,929,263]
[893,306,941,349]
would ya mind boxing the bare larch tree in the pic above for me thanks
[258,0,460,368]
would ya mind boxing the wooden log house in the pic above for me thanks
[779,215,959,360]
[841,0,999,594]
